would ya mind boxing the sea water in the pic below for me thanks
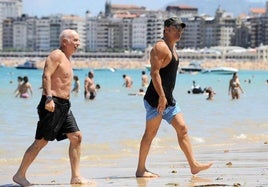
[0,67,267,178]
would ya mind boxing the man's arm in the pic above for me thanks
[84,78,90,93]
[42,50,60,97]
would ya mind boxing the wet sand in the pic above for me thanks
[1,141,267,187]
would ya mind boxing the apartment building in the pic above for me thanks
[2,14,36,51]
[232,16,251,48]
[132,15,147,50]
[180,16,204,49]
[249,15,268,48]
[215,7,236,47]
[166,5,198,17]
[13,17,28,50]
[35,17,50,51]
[0,0,22,50]
[146,11,167,47]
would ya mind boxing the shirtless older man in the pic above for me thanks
[13,29,92,186]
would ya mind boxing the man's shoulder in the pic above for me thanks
[49,49,63,57]
[153,41,169,53]
[151,41,169,60]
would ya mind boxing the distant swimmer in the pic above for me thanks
[122,74,133,88]
[17,76,33,98]
[84,71,97,100]
[205,87,215,100]
[141,70,149,88]
[14,76,23,97]
[72,75,80,94]
[229,72,244,100]
[128,88,145,96]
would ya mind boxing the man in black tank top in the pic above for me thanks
[136,17,212,178]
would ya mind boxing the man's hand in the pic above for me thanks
[157,96,167,114]
[45,100,55,112]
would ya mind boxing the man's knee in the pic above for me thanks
[176,124,188,137]
[181,125,188,135]
[68,131,82,144]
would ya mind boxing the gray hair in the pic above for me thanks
[59,29,76,44]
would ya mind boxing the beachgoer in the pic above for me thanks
[191,80,203,94]
[136,17,213,178]
[141,70,149,88]
[84,71,96,100]
[72,75,80,93]
[128,88,145,96]
[13,29,92,186]
[14,76,23,97]
[17,76,33,98]
[96,84,101,90]
[122,74,133,88]
[205,87,215,100]
[228,72,244,99]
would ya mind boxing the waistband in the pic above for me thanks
[42,95,69,104]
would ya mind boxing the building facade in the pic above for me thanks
[0,0,22,50]
[2,0,268,56]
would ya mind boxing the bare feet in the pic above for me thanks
[136,170,159,178]
[13,174,32,186]
[190,162,213,175]
[70,176,96,185]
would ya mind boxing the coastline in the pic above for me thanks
[1,57,268,70]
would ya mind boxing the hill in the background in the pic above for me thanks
[162,0,266,16]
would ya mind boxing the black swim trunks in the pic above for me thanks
[84,91,96,100]
[35,95,80,141]
[89,91,96,100]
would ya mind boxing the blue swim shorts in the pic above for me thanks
[144,99,181,124]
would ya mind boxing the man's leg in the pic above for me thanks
[171,113,213,175]
[136,115,162,178]
[67,131,92,184]
[13,139,48,186]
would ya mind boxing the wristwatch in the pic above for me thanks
[46,95,53,102]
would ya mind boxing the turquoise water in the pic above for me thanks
[0,67,268,177]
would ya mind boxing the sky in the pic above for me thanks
[22,0,169,17]
[23,0,266,17]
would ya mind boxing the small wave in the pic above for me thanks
[0,157,21,165]
[191,137,205,143]
[233,133,268,142]
[234,133,247,139]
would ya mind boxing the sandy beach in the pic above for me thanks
[1,141,267,187]
[1,57,268,70]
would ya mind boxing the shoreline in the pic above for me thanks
[1,57,268,70]
[1,141,267,186]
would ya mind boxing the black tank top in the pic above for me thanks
[144,44,179,108]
